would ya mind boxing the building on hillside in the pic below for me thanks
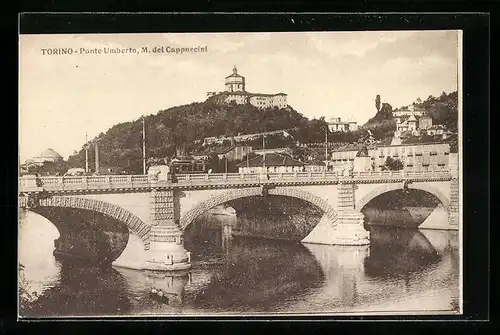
[236,153,304,174]
[203,129,293,146]
[419,116,433,130]
[425,125,445,136]
[442,130,454,140]
[206,66,288,109]
[327,117,358,132]
[252,147,292,156]
[396,114,419,136]
[192,144,252,162]
[329,142,450,172]
[304,159,327,172]
[392,104,426,117]
[218,145,252,161]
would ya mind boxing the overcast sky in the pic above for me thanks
[19,30,460,161]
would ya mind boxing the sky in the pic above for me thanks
[19,30,460,161]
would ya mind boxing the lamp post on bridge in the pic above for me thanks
[262,133,266,173]
[84,133,89,174]
[142,116,147,175]
[324,126,329,171]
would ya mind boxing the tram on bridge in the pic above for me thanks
[169,156,208,174]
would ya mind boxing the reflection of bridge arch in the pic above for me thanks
[179,187,338,230]
[25,196,151,250]
[355,183,451,215]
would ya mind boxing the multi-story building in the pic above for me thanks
[236,153,304,174]
[329,142,451,172]
[327,117,358,132]
[206,66,288,109]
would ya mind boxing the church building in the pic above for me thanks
[206,66,288,109]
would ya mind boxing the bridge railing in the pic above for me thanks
[18,170,452,193]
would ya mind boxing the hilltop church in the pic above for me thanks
[206,66,288,109]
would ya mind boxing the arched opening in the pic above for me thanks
[360,189,447,229]
[184,194,327,260]
[26,206,130,266]
[180,188,337,232]
[19,195,150,270]
[18,205,138,317]
[19,210,61,305]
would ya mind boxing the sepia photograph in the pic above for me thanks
[18,29,462,318]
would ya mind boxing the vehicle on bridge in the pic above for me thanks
[64,168,86,176]
[169,156,208,174]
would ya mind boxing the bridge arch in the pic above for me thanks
[179,187,338,230]
[355,183,451,215]
[22,195,150,250]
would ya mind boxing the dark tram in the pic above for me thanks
[169,156,208,174]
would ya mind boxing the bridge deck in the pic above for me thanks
[18,170,452,193]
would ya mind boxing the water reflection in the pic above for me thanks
[364,227,441,279]
[21,265,132,317]
[190,238,324,312]
[303,244,369,307]
[144,270,191,306]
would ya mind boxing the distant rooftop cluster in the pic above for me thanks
[392,107,452,145]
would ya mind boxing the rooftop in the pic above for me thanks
[236,153,304,168]
[38,148,63,160]
[225,66,245,79]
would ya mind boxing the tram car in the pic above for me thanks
[169,156,208,174]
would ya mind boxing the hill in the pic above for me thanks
[67,101,314,173]
[362,91,458,141]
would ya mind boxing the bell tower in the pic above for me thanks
[225,66,245,92]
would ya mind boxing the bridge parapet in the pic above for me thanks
[18,170,452,194]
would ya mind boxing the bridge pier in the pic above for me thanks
[330,182,370,245]
[145,189,191,271]
[302,182,370,246]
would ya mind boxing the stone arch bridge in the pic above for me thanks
[18,170,458,272]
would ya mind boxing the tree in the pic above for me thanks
[375,94,381,112]
[383,157,404,171]
[207,153,220,172]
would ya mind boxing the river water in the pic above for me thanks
[18,211,460,317]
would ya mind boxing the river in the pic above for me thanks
[18,210,460,317]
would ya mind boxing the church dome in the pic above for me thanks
[39,148,63,160]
